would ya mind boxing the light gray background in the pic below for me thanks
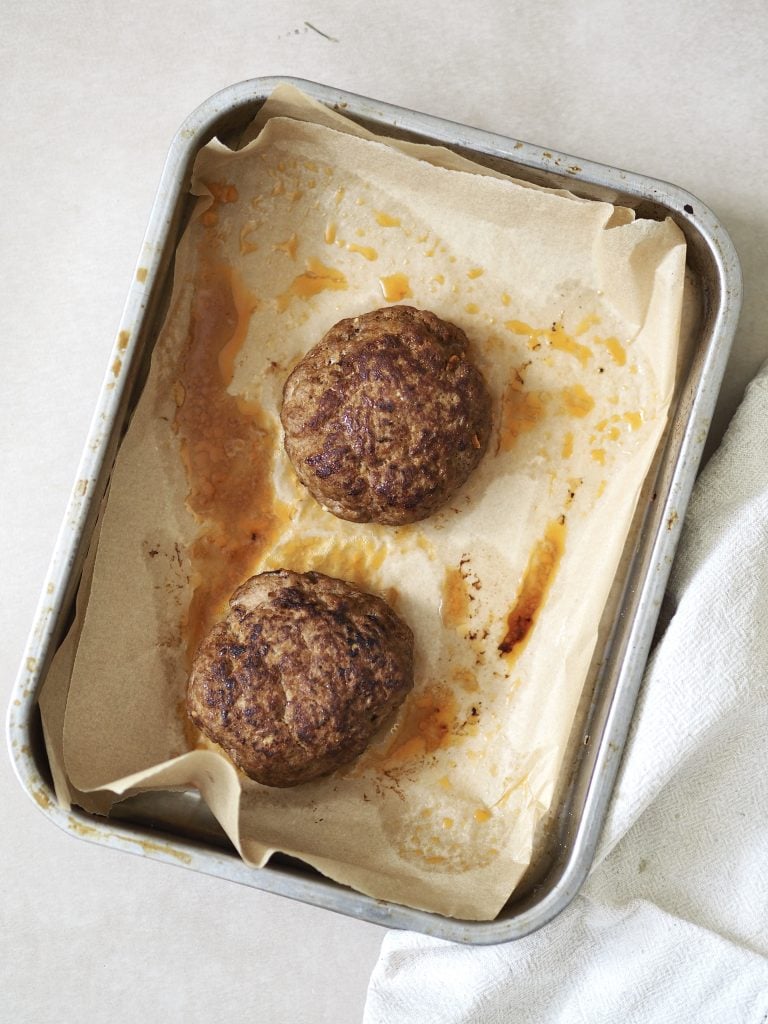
[2,3,765,1022]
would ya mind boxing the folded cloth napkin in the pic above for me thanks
[365,365,768,1024]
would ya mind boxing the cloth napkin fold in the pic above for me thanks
[365,365,768,1023]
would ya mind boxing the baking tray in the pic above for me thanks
[7,77,741,944]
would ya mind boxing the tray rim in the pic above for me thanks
[6,75,742,944]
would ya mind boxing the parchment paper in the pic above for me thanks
[42,86,686,920]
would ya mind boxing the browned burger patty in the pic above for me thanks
[186,570,414,787]
[281,305,492,525]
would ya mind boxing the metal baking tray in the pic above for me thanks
[7,77,741,944]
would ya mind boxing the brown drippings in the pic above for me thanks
[499,519,566,659]
[174,261,286,662]
[441,565,471,627]
[499,374,547,451]
[380,686,459,767]
[453,667,479,693]
[217,273,259,387]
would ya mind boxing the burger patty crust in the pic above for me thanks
[281,305,492,525]
[186,570,414,787]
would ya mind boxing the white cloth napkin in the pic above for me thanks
[365,365,768,1023]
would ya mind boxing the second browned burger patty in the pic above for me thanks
[281,306,492,525]
[186,570,414,787]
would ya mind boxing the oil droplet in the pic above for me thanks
[467,267,484,279]
[505,319,535,335]
[379,273,412,302]
[136,267,148,283]
[277,259,348,311]
[201,210,218,228]
[596,480,607,499]
[574,312,600,335]
[346,243,378,261]
[623,411,644,430]
[438,776,452,789]
[324,221,337,244]
[374,210,401,227]
[562,431,574,458]
[334,187,345,205]
[560,384,595,418]
[591,448,606,465]
[117,330,130,352]
[112,357,122,376]
[271,179,285,197]
[442,817,454,829]
[464,302,479,314]
[596,335,627,365]
[501,292,511,307]
[432,274,445,285]
[499,518,566,659]
[474,809,492,823]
